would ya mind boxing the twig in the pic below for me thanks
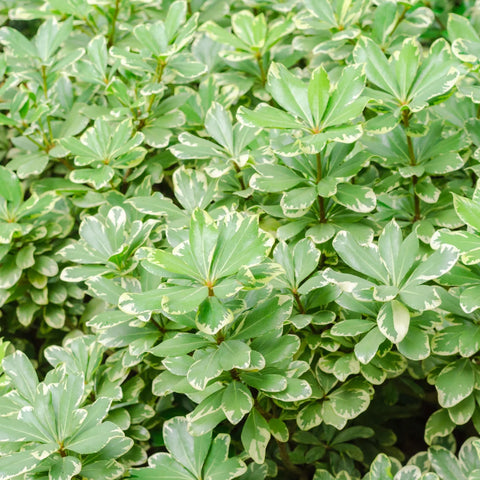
[316,152,326,223]
[401,109,421,222]
[40,65,54,146]
[107,0,121,47]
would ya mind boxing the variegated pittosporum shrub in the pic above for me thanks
[2,1,480,479]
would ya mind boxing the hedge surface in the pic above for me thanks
[1,1,480,479]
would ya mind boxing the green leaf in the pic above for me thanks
[0,411,49,443]
[0,26,38,58]
[210,212,270,279]
[394,466,422,480]
[293,238,321,284]
[222,381,254,424]
[250,164,304,192]
[0,166,22,206]
[453,194,480,231]
[377,300,410,343]
[313,470,335,480]
[405,246,458,286]
[241,409,271,464]
[132,22,167,57]
[460,285,480,314]
[423,153,464,175]
[16,245,35,269]
[408,39,460,111]
[304,0,336,25]
[399,285,440,311]
[202,434,247,480]
[232,295,292,340]
[459,437,480,474]
[328,379,371,420]
[218,340,251,370]
[324,269,375,297]
[232,10,266,48]
[171,132,224,159]
[321,65,366,128]
[333,426,374,445]
[79,459,125,480]
[254,334,300,365]
[2,351,38,403]
[196,296,233,335]
[16,191,57,220]
[240,372,287,393]
[316,177,339,197]
[187,350,222,390]
[151,333,211,357]
[70,166,115,190]
[334,184,376,213]
[416,178,440,204]
[165,0,187,42]
[432,230,480,265]
[202,21,250,50]
[447,13,479,43]
[122,285,208,317]
[145,248,202,280]
[378,219,402,281]
[237,104,304,130]
[395,38,420,100]
[49,456,82,480]
[373,285,398,302]
[173,167,216,212]
[354,36,400,98]
[130,453,195,480]
[304,125,364,151]
[87,35,107,78]
[268,418,289,442]
[425,409,456,445]
[308,66,330,129]
[448,395,475,425]
[65,422,123,454]
[331,319,375,337]
[333,231,389,283]
[34,256,58,277]
[364,111,400,134]
[367,453,393,479]
[330,352,361,382]
[152,371,190,396]
[0,223,23,245]
[52,374,86,440]
[78,215,111,258]
[61,265,111,282]
[267,63,312,125]
[435,359,475,408]
[396,232,420,282]
[281,187,317,216]
[205,102,234,152]
[429,446,467,480]
[163,416,211,478]
[321,400,347,430]
[459,324,480,358]
[0,443,58,480]
[268,378,312,402]
[297,403,323,431]
[34,17,73,62]
[187,390,227,436]
[397,327,430,361]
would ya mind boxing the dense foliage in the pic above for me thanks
[1,0,480,478]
